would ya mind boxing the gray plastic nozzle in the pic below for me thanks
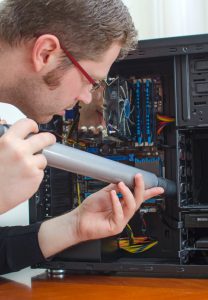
[0,125,177,197]
[44,143,176,197]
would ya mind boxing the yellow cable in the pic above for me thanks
[76,181,81,206]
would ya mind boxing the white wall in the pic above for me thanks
[123,0,208,40]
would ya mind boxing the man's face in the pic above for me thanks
[2,42,121,124]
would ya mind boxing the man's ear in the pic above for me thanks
[32,34,61,72]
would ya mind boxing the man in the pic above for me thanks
[0,0,164,274]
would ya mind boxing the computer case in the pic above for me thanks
[29,34,208,277]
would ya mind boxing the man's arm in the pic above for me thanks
[38,175,164,259]
[0,175,163,274]
[0,223,45,274]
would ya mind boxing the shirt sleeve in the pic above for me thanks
[0,223,46,274]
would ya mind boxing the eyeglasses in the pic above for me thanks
[61,44,105,93]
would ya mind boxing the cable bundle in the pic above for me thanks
[157,114,175,135]
[118,224,158,254]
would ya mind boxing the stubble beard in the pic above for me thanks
[0,76,58,124]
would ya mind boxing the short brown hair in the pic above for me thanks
[0,0,137,61]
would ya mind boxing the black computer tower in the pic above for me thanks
[29,34,208,277]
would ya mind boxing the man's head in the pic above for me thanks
[0,0,137,123]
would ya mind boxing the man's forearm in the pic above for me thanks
[38,210,81,259]
[0,224,45,274]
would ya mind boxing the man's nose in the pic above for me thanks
[78,87,93,104]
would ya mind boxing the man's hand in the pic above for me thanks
[0,118,56,213]
[72,174,164,241]
[38,174,164,258]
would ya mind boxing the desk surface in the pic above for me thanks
[1,272,208,300]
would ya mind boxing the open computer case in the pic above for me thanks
[29,34,208,277]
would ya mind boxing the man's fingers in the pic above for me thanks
[4,118,39,139]
[134,174,164,203]
[103,183,120,193]
[144,187,164,201]
[134,174,145,209]
[32,154,48,170]
[2,118,56,154]
[117,181,136,219]
[26,132,56,154]
[110,190,124,227]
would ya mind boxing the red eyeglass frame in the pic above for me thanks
[60,44,101,91]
